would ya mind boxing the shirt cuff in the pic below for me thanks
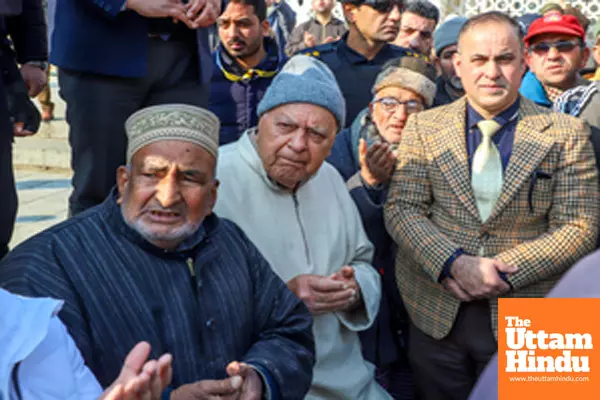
[248,363,280,400]
[161,387,173,400]
[438,248,465,283]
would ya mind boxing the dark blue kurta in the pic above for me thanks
[0,191,315,398]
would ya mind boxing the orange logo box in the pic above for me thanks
[498,298,600,400]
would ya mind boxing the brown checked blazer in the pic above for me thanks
[384,96,599,340]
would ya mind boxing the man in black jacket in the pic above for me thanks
[0,0,47,259]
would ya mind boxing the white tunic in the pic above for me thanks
[215,131,391,399]
[0,289,102,400]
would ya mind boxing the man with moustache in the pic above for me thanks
[285,0,346,56]
[384,11,598,399]
[432,16,467,107]
[208,0,287,145]
[519,14,589,107]
[0,105,315,399]
[302,0,407,127]
[392,0,439,57]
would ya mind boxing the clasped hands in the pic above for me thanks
[169,361,263,400]
[287,266,362,316]
[443,255,518,301]
[125,0,221,30]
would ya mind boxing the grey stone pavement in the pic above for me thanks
[10,67,72,249]
[10,167,71,248]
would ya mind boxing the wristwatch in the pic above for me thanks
[25,60,49,71]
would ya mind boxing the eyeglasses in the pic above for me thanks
[362,0,404,14]
[373,97,423,114]
[528,40,583,55]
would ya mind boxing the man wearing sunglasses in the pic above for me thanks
[298,0,407,128]
[520,14,589,107]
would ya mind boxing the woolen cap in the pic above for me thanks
[433,16,468,55]
[257,55,346,128]
[125,104,220,162]
[372,56,437,107]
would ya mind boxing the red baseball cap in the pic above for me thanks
[524,14,585,44]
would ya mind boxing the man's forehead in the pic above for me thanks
[402,12,435,28]
[220,2,256,19]
[271,105,336,126]
[133,141,213,168]
[459,25,519,52]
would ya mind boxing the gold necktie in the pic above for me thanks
[471,120,502,222]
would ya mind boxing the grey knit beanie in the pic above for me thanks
[125,104,220,162]
[433,16,468,55]
[257,55,346,129]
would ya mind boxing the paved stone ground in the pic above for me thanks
[9,167,72,249]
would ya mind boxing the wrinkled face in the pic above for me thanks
[454,21,525,118]
[218,2,268,60]
[394,11,436,55]
[347,2,402,44]
[117,141,218,250]
[256,103,338,190]
[370,86,424,143]
[312,0,334,14]
[526,33,589,90]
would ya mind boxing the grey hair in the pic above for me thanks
[404,0,440,24]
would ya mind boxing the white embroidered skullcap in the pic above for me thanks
[125,104,220,162]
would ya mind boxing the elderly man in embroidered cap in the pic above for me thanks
[0,104,315,400]
[214,55,390,399]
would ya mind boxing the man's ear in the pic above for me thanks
[116,165,131,205]
[452,51,462,79]
[261,19,271,37]
[342,3,357,23]
[207,179,220,214]
[581,47,591,69]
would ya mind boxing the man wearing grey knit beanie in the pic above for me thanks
[215,54,391,399]
[432,16,467,106]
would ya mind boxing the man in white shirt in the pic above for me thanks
[1,288,172,400]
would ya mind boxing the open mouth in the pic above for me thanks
[145,209,183,223]
[150,210,180,217]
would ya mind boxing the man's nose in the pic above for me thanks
[546,46,561,60]
[392,105,408,120]
[409,35,422,51]
[155,171,182,208]
[287,130,309,152]
[484,61,501,79]
[388,5,402,22]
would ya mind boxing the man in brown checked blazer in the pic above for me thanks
[384,11,599,400]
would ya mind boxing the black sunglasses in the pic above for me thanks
[529,40,583,54]
[362,0,404,13]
